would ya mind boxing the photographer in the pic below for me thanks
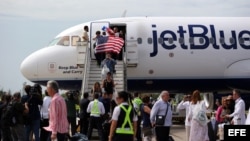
[21,84,43,141]
[65,90,79,136]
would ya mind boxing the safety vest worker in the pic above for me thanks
[86,93,105,141]
[132,97,143,116]
[132,92,143,141]
[115,105,134,134]
[91,99,100,115]
[108,91,138,141]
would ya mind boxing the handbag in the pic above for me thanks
[155,103,169,126]
[101,64,110,79]
[193,101,208,126]
[102,64,110,74]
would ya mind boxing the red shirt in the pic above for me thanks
[44,93,69,134]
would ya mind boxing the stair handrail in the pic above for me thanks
[123,40,128,91]
[81,41,90,96]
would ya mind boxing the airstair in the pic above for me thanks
[87,60,125,95]
[77,42,125,99]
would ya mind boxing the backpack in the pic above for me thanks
[70,133,88,141]
[2,102,17,126]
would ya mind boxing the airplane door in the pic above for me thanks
[125,23,139,67]
[90,22,110,59]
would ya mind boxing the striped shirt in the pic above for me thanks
[44,93,69,134]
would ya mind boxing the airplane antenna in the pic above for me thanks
[121,10,127,17]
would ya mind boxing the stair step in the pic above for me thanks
[83,59,125,93]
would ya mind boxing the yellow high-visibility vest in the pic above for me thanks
[91,99,100,115]
[115,105,134,134]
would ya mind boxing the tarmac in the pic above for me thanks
[89,122,186,141]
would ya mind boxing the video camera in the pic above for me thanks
[66,90,80,100]
[29,84,42,99]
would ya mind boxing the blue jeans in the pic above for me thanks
[25,119,40,141]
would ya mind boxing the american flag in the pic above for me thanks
[95,36,124,54]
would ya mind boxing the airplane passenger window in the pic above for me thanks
[220,38,225,44]
[158,38,163,44]
[209,38,215,44]
[137,38,142,44]
[189,38,194,44]
[239,38,244,44]
[179,38,184,44]
[229,38,235,44]
[199,38,204,44]
[168,38,174,44]
[57,36,70,46]
[147,38,153,44]
[72,36,81,46]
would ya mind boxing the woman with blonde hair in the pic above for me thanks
[188,90,209,141]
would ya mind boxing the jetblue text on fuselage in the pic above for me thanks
[150,24,250,57]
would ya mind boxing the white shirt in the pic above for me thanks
[188,100,206,121]
[229,97,246,125]
[87,99,105,117]
[112,102,138,122]
[177,101,191,126]
[40,96,51,119]
[83,31,89,42]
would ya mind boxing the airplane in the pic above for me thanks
[20,16,250,94]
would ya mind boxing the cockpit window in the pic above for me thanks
[48,36,70,46]
[57,36,70,46]
[48,37,61,46]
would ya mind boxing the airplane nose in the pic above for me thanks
[20,53,38,81]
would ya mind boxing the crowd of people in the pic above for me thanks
[1,80,250,141]
[177,89,250,141]
[0,78,170,141]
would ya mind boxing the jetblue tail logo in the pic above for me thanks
[150,24,250,57]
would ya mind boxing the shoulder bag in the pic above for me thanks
[155,103,169,126]
[193,101,208,126]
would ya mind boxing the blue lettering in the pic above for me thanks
[150,24,250,57]
[219,30,237,49]
[160,30,177,50]
[188,25,209,49]
[177,26,188,49]
[150,24,158,57]
[239,30,250,49]
[210,25,220,49]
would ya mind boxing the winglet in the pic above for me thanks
[121,10,127,17]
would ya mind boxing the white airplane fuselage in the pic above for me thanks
[20,17,250,92]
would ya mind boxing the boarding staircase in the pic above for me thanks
[77,41,125,100]
[76,41,126,140]
[86,60,125,95]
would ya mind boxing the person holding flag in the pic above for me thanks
[95,26,124,59]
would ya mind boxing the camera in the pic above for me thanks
[28,84,42,102]
[67,90,79,100]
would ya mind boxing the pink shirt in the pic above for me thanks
[44,93,69,134]
[216,106,223,123]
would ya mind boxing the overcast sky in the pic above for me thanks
[0,0,250,93]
